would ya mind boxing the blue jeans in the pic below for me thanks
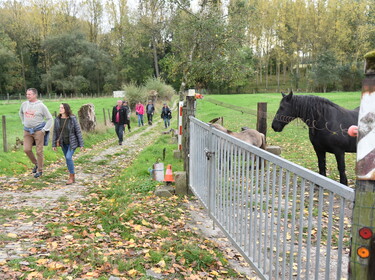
[114,123,124,143]
[138,114,144,126]
[163,117,170,128]
[62,144,76,174]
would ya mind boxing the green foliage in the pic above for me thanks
[122,83,148,108]
[0,31,21,94]
[41,32,114,95]
[309,51,340,92]
[0,0,372,94]
[338,63,364,91]
[118,24,154,85]
[144,77,175,101]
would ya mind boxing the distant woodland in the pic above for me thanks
[0,0,374,95]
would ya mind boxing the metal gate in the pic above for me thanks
[189,117,354,280]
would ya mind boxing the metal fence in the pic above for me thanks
[189,117,355,280]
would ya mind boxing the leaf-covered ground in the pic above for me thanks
[0,121,257,279]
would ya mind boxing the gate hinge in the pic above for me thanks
[204,148,215,160]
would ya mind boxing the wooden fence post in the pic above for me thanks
[107,109,111,125]
[349,50,375,279]
[256,102,267,138]
[103,108,107,126]
[2,116,8,152]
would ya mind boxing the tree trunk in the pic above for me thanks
[20,48,27,92]
[277,59,280,93]
[152,36,160,78]
[265,56,268,90]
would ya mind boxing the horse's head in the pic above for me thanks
[272,91,295,132]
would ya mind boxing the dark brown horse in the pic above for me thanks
[271,92,359,185]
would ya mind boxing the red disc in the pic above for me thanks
[359,227,373,239]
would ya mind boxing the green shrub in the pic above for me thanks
[145,77,175,101]
[122,83,148,108]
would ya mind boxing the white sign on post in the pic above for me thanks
[187,89,195,96]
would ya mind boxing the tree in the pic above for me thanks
[41,32,114,94]
[0,31,22,94]
[83,0,103,43]
[309,51,339,93]
[161,1,252,91]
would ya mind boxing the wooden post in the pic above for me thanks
[349,50,375,280]
[182,95,196,187]
[256,102,267,138]
[107,109,111,124]
[103,108,107,126]
[2,116,8,152]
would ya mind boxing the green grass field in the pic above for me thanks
[0,97,136,176]
[195,91,361,186]
[0,92,361,185]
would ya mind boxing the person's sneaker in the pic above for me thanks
[128,129,131,132]
[34,171,42,178]
[32,164,38,173]
[119,142,122,145]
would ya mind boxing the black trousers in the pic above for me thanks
[147,113,153,124]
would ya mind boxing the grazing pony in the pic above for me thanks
[209,121,266,149]
[271,92,359,185]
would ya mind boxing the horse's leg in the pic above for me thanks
[314,149,326,177]
[334,152,348,185]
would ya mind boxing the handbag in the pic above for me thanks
[56,118,68,147]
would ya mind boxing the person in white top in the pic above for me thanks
[19,88,52,178]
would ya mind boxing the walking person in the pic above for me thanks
[122,101,131,132]
[135,101,145,127]
[52,103,84,185]
[111,100,128,145]
[161,103,172,129]
[146,100,155,125]
[19,88,53,178]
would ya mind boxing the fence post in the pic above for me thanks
[2,116,8,152]
[257,102,267,138]
[103,108,107,126]
[349,50,375,279]
[107,109,111,125]
[182,93,196,185]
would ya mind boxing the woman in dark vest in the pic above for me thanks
[52,103,84,185]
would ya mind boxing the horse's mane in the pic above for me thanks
[291,95,347,121]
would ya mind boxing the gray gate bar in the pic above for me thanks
[189,117,354,280]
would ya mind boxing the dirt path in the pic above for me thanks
[0,119,258,279]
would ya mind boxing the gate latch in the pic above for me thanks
[204,148,215,160]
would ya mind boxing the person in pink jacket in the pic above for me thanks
[135,101,145,126]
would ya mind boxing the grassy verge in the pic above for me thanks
[3,133,246,279]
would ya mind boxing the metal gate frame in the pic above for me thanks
[189,117,354,280]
